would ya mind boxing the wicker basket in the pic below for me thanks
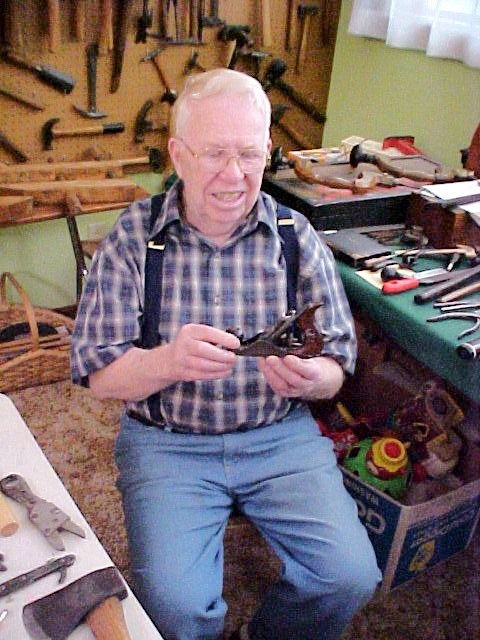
[0,272,74,393]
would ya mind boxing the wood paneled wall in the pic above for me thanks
[0,0,341,167]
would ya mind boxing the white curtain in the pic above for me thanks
[348,0,480,69]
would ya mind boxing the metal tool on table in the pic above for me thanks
[0,554,75,598]
[0,474,86,551]
[23,567,130,640]
[350,143,474,183]
[74,43,107,119]
[457,336,480,360]
[3,51,76,94]
[414,264,480,304]
[228,302,324,358]
[436,280,480,304]
[427,312,480,339]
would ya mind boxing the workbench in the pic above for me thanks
[262,166,412,229]
[0,394,163,639]
[336,260,480,404]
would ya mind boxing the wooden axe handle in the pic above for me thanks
[86,596,131,640]
[0,492,18,537]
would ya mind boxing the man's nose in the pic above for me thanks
[221,155,245,177]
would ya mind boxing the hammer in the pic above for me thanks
[42,118,125,150]
[184,50,206,75]
[296,5,319,73]
[271,104,314,150]
[218,24,254,69]
[141,49,178,104]
[74,43,107,118]
[263,58,326,126]
[134,99,168,143]
[23,566,131,640]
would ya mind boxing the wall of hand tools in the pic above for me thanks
[0,0,341,168]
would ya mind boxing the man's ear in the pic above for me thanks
[168,137,183,179]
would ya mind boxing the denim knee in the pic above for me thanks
[132,567,226,640]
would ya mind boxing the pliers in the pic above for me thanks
[228,302,324,358]
[0,474,86,551]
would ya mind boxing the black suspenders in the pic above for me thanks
[141,194,300,421]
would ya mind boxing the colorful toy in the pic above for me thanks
[343,437,413,499]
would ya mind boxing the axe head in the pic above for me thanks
[23,567,128,640]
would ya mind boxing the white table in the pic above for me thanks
[0,394,164,639]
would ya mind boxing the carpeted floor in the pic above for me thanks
[7,380,480,640]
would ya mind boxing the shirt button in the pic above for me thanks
[214,295,220,305]
[215,392,224,400]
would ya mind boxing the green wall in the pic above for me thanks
[0,173,163,308]
[1,0,479,308]
[324,0,480,167]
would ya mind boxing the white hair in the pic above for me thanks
[171,68,271,139]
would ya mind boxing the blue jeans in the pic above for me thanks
[114,405,381,640]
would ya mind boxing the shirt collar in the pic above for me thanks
[148,181,183,239]
[149,180,280,240]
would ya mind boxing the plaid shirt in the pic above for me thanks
[71,181,356,434]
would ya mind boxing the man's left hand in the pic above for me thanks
[257,354,345,400]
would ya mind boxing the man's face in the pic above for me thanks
[168,94,271,245]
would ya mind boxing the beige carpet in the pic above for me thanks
[7,380,480,639]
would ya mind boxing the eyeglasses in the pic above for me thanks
[178,139,270,174]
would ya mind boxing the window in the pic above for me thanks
[348,0,480,69]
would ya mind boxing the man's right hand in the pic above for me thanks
[89,324,240,401]
[164,324,240,382]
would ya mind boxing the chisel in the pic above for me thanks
[414,264,480,304]
[3,51,75,94]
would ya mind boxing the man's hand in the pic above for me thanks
[89,324,240,401]
[257,354,344,400]
[164,324,240,382]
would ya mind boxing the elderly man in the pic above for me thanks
[71,68,380,640]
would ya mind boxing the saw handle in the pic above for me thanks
[86,596,131,640]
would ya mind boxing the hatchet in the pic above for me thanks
[23,566,131,640]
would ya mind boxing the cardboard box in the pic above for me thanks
[341,468,480,592]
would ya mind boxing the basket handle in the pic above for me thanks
[0,272,40,349]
